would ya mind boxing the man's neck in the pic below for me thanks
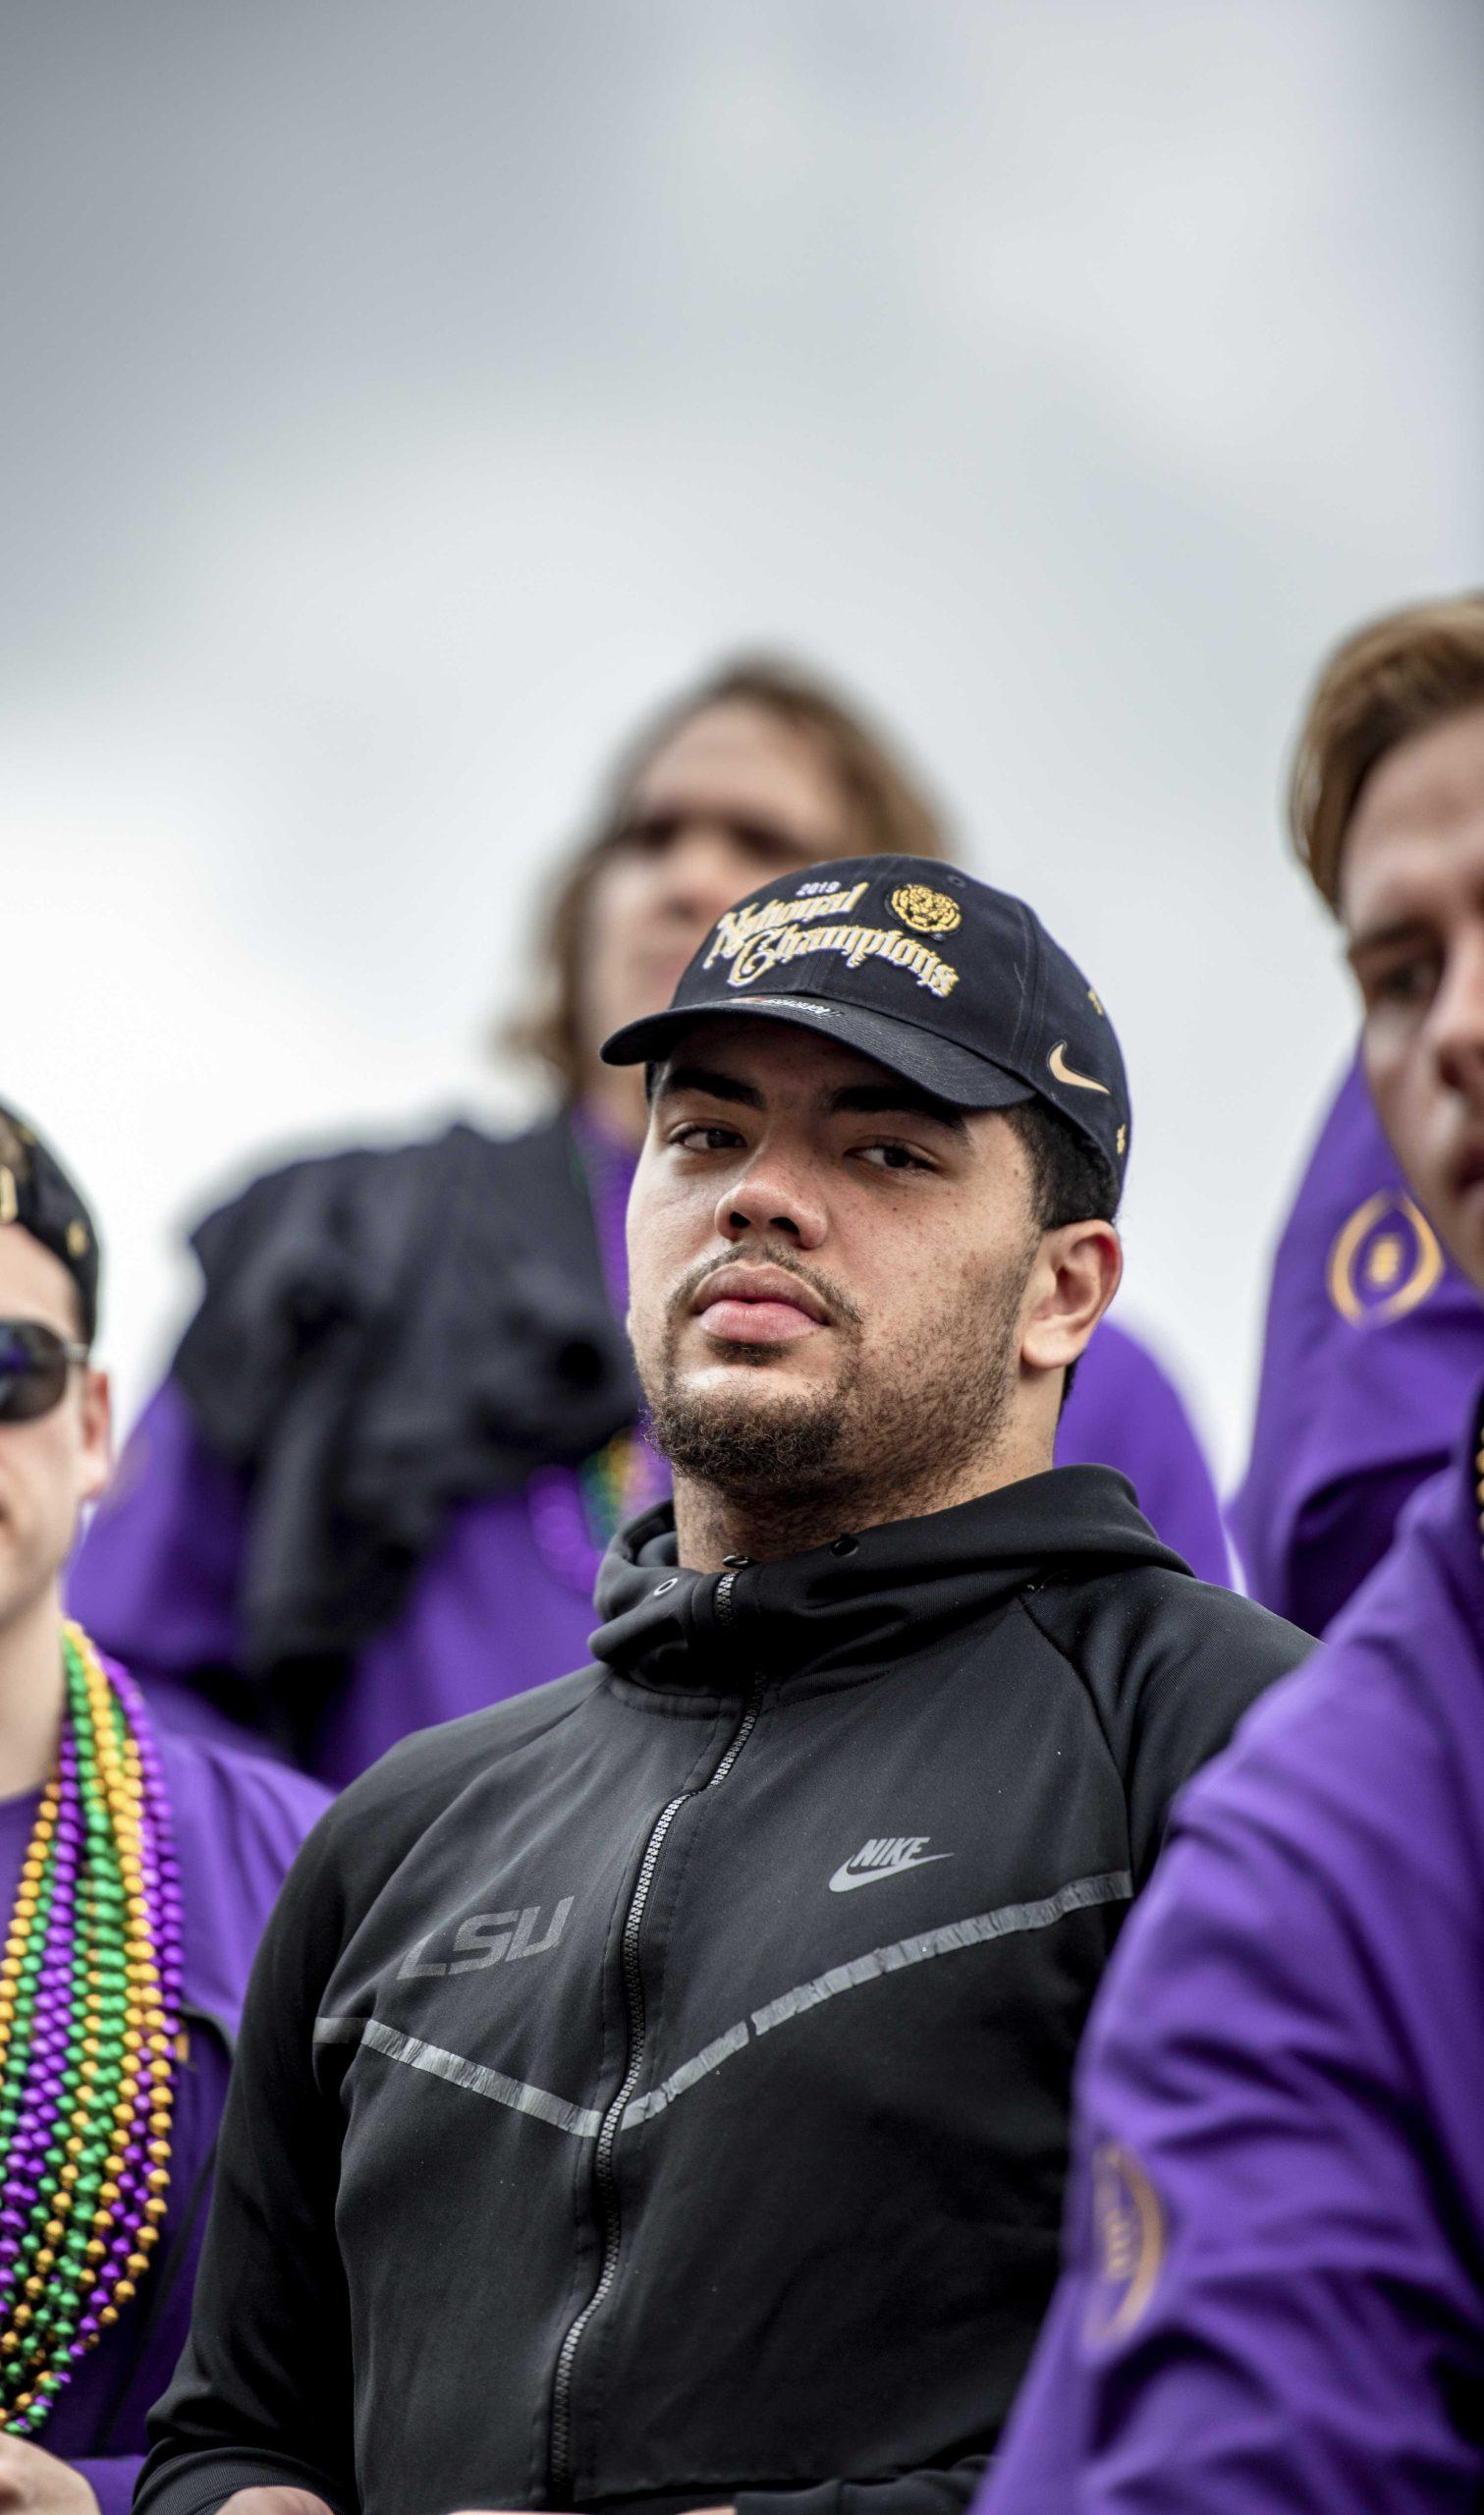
[0,1585,67,1800]
[672,1423,1056,1572]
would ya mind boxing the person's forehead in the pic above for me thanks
[659,1014,955,1103]
[0,1223,83,1335]
[1342,706,1484,926]
[628,701,843,830]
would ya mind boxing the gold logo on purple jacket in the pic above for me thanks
[1084,2140,1166,2348]
[1327,1191,1444,1327]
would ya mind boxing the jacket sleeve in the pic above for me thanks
[985,1679,1484,2513]
[69,2452,141,2515]
[67,1379,251,1699]
[135,1810,357,2515]
[1112,1390,1229,1592]
[738,2447,992,2515]
[1117,1587,1311,1882]
[1058,1328,1232,1590]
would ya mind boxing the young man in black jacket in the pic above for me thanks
[138,860,1308,2515]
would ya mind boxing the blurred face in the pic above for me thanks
[577,700,855,1072]
[628,1019,1119,1528]
[0,1228,111,1639]
[1342,704,1484,1292]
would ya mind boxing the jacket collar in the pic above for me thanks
[590,1465,1187,1697]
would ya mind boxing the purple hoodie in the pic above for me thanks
[1231,1054,1484,1632]
[70,1313,1230,1789]
[984,1379,1484,2510]
[0,1707,328,2515]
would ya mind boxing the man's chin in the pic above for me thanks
[645,1369,850,1489]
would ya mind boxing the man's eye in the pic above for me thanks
[856,1142,931,1172]
[671,1122,742,1152]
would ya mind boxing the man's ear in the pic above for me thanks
[1019,1221,1123,1374]
[76,1366,114,1508]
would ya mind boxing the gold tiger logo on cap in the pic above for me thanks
[889,884,961,935]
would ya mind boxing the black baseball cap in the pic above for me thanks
[0,1102,101,1342]
[601,854,1130,1180]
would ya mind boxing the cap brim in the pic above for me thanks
[600,993,1036,1113]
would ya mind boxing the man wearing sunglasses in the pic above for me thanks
[0,1105,327,2515]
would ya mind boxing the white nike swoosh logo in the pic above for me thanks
[1048,1040,1111,1096]
[828,1853,953,1893]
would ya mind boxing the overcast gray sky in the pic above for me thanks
[5,0,1482,1478]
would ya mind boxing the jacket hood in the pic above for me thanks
[590,1464,1188,1696]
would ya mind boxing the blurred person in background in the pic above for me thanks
[71,657,1229,1787]
[986,594,1484,2511]
[135,857,1305,2515]
[0,1106,325,2515]
[1229,597,1484,1634]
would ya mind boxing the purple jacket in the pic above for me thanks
[0,1712,328,2515]
[1231,1054,1484,1633]
[985,1378,1484,2510]
[70,1315,1230,1789]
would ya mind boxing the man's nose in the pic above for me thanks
[713,1146,827,1251]
[1430,924,1484,1103]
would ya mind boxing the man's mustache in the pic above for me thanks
[666,1246,864,1332]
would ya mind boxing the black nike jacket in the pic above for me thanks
[138,1467,1309,2515]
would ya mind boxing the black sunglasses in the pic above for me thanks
[0,1320,90,1425]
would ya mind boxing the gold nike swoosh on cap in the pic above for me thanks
[1047,1041,1111,1096]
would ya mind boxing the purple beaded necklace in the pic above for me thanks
[525,1114,668,1596]
[0,1626,182,2434]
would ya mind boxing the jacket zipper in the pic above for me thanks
[549,1568,761,2500]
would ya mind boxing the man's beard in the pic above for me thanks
[642,1242,1034,1526]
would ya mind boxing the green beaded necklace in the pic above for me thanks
[0,1626,181,2434]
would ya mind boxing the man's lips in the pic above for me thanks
[691,1264,829,1347]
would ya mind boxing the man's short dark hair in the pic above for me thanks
[1005,1101,1119,1410]
[1007,1099,1121,1232]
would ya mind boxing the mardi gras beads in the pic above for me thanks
[0,1624,181,2434]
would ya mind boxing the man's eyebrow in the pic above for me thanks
[653,1063,765,1110]
[827,1082,968,1134]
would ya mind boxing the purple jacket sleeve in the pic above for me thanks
[70,2455,141,2515]
[67,1381,254,1746]
[985,1648,1484,2512]
[1058,1321,1232,1589]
